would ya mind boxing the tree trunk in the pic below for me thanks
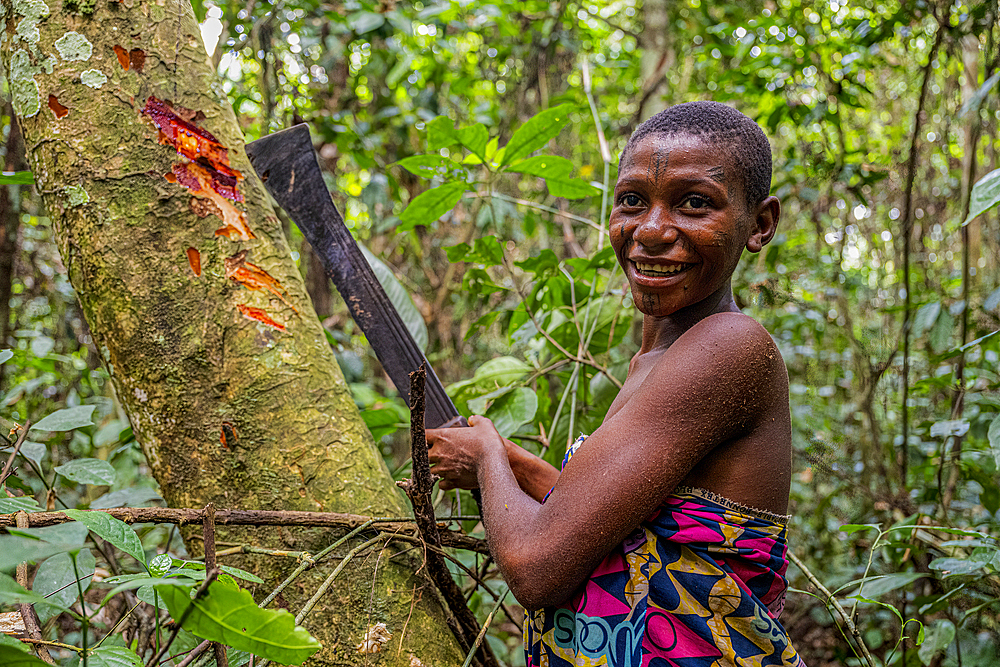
[1,1,465,664]
[0,103,25,362]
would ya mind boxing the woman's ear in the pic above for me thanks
[746,196,780,253]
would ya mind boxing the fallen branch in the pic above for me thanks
[0,507,489,554]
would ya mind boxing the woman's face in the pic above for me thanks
[609,133,753,319]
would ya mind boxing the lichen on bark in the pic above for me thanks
[1,1,468,664]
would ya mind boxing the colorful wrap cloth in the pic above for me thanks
[525,436,805,667]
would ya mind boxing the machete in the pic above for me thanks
[245,124,464,430]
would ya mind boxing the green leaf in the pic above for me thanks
[1,441,47,466]
[486,387,538,438]
[399,181,466,231]
[348,11,384,34]
[853,572,925,598]
[928,556,986,577]
[33,549,95,616]
[507,154,600,199]
[0,634,31,653]
[0,349,12,364]
[500,104,575,166]
[0,495,41,513]
[63,509,146,568]
[88,646,144,667]
[0,171,34,186]
[0,572,68,610]
[90,487,163,509]
[840,523,881,535]
[158,580,321,665]
[963,168,1000,226]
[0,523,88,573]
[96,576,197,607]
[219,565,264,584]
[31,405,96,432]
[55,458,116,486]
[472,357,530,388]
[912,301,940,337]
[0,645,51,666]
[455,123,489,160]
[426,116,459,150]
[918,619,955,664]
[148,554,172,577]
[359,244,428,352]
[445,237,504,266]
[989,415,1000,469]
[393,155,456,179]
[360,407,405,440]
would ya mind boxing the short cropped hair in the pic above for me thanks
[622,101,773,209]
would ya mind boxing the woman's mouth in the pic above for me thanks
[633,261,694,278]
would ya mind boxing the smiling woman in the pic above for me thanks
[428,101,805,666]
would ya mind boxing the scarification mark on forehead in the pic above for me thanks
[707,166,725,183]
[646,145,669,184]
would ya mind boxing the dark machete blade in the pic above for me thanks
[245,124,462,429]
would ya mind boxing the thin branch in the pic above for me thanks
[144,569,219,667]
[788,550,877,667]
[202,504,227,667]
[1,419,31,485]
[16,510,54,665]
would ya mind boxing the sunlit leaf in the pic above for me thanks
[31,405,96,432]
[393,154,456,179]
[158,580,321,665]
[426,115,458,150]
[500,104,575,166]
[455,123,489,160]
[507,154,600,198]
[839,523,880,535]
[347,11,384,34]
[963,168,1000,226]
[55,458,116,486]
[63,509,146,569]
[398,181,466,230]
[486,387,538,438]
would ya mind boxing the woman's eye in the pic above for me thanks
[681,195,710,209]
[619,193,642,207]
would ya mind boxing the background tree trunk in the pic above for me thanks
[1,1,464,664]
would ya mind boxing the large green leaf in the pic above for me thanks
[393,154,458,179]
[33,549,95,616]
[0,495,41,513]
[500,104,575,166]
[158,580,321,665]
[359,245,429,351]
[55,458,116,486]
[963,168,1000,226]
[918,619,955,664]
[30,405,96,432]
[507,154,600,199]
[455,123,489,160]
[63,509,146,569]
[486,387,538,438]
[426,115,459,150]
[0,645,51,666]
[0,572,68,610]
[398,181,466,230]
[87,646,144,667]
[0,634,31,653]
[0,523,88,572]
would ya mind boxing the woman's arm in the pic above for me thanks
[434,313,788,611]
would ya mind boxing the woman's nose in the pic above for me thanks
[633,206,679,249]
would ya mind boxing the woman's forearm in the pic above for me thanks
[504,440,560,502]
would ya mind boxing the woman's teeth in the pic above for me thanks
[634,262,689,277]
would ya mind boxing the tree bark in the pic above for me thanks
[1,1,465,664]
[0,102,25,358]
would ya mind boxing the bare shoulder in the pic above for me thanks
[671,312,785,377]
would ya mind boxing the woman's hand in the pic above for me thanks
[426,415,506,490]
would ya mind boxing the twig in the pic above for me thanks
[294,534,387,625]
[16,510,54,664]
[175,640,212,667]
[464,192,602,230]
[1,419,30,485]
[144,569,219,667]
[461,590,508,667]
[0,508,487,553]
[397,365,498,667]
[787,549,877,667]
[202,504,227,667]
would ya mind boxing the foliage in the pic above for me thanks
[2,0,1000,664]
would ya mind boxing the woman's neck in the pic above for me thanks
[639,284,740,354]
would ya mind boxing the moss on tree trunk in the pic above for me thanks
[1,1,466,664]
